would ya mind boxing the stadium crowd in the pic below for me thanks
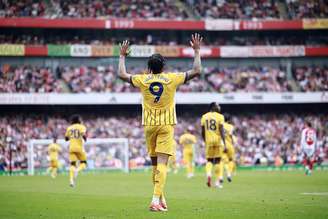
[0,113,327,171]
[286,0,328,19]
[0,65,61,93]
[293,66,328,92]
[1,64,327,93]
[0,0,327,19]
[1,33,328,46]
[204,66,292,92]
[189,0,280,19]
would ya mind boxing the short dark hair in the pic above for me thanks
[148,53,165,74]
[306,121,312,127]
[70,114,81,124]
[225,114,231,122]
[209,102,220,112]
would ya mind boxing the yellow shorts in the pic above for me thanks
[206,145,223,159]
[221,153,229,163]
[69,151,87,162]
[183,148,193,163]
[50,159,58,168]
[226,144,235,161]
[144,125,175,157]
[170,154,176,163]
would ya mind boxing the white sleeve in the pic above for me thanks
[300,129,306,149]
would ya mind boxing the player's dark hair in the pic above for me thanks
[148,53,165,74]
[225,114,231,122]
[306,121,312,127]
[70,114,81,124]
[209,102,220,113]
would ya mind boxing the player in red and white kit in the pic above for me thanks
[301,121,317,175]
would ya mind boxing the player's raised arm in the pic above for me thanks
[118,40,132,83]
[186,33,203,82]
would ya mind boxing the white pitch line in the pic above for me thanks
[300,192,328,196]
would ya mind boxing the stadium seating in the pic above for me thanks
[0,113,327,170]
[286,0,328,19]
[1,65,327,93]
[189,0,280,19]
[1,33,328,46]
[0,0,327,19]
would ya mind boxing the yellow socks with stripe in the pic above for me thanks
[78,162,86,172]
[153,163,168,198]
[152,165,166,204]
[205,162,213,177]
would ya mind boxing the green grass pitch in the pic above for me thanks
[0,170,327,219]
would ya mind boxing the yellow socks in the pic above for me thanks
[152,165,156,185]
[229,161,235,174]
[187,162,193,175]
[205,162,213,177]
[214,163,224,182]
[51,168,57,178]
[78,163,86,172]
[69,165,76,182]
[153,163,168,197]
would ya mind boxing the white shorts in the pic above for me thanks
[303,149,315,158]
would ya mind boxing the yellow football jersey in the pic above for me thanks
[223,122,234,147]
[201,112,225,147]
[179,133,197,150]
[65,123,86,152]
[131,72,186,126]
[48,143,61,160]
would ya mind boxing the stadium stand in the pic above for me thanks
[0,113,327,170]
[1,0,327,19]
[188,0,281,19]
[286,0,328,19]
[1,65,327,93]
[1,33,328,46]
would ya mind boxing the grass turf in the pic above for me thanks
[0,170,327,219]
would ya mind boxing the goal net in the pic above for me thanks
[27,138,129,175]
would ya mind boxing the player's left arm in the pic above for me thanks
[185,33,202,82]
[82,126,87,142]
[201,116,206,142]
[65,129,69,141]
[118,40,133,84]
[219,124,227,152]
[201,126,205,142]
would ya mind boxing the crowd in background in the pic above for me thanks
[1,0,327,19]
[189,0,280,19]
[293,66,328,92]
[1,33,328,47]
[204,66,292,93]
[286,0,328,19]
[1,64,327,93]
[0,113,327,171]
[0,65,61,93]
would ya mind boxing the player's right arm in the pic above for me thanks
[118,40,133,84]
[185,33,202,82]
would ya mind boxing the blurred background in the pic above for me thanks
[0,0,327,174]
